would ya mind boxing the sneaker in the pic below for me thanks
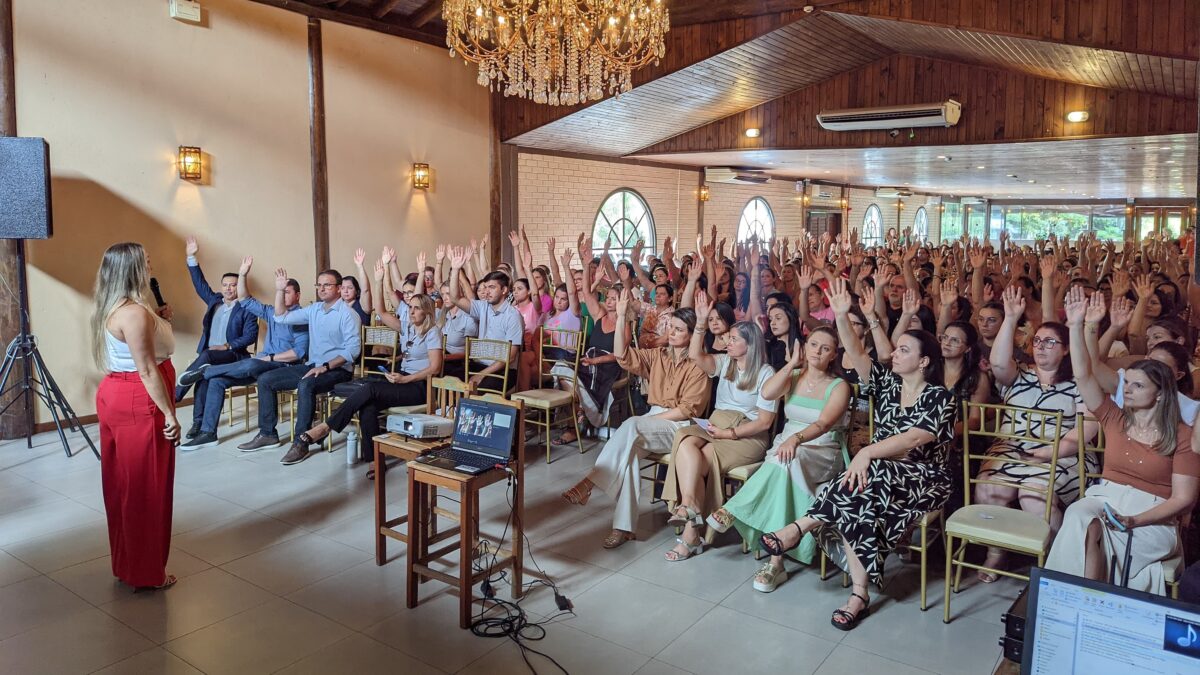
[180,432,219,451]
[237,434,281,452]
[177,364,211,388]
[185,421,202,440]
[752,561,788,593]
[280,440,312,465]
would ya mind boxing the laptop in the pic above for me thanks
[1021,567,1200,675]
[414,398,517,475]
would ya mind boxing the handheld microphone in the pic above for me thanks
[149,277,167,307]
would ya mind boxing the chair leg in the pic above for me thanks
[572,401,585,454]
[943,535,954,624]
[919,520,929,611]
[952,543,967,593]
[544,409,551,464]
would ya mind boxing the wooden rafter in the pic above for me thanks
[410,0,442,28]
[246,0,445,47]
[372,0,406,19]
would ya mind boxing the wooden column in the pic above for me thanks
[0,0,27,440]
[308,18,330,273]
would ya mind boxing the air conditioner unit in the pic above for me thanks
[807,183,836,199]
[960,196,985,205]
[875,187,914,198]
[817,100,962,131]
[704,167,770,185]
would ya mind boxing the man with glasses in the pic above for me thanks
[238,268,362,463]
[175,236,260,404]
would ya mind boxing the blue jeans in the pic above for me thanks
[197,358,286,434]
[255,364,352,437]
[176,348,243,403]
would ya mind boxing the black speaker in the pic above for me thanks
[0,137,52,240]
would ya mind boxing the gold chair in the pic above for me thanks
[323,325,400,451]
[512,328,585,463]
[943,401,1065,623]
[465,337,513,397]
[222,318,266,431]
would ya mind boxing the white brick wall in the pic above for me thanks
[847,188,943,244]
[703,180,806,247]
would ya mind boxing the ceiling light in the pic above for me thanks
[744,128,761,138]
[1166,160,1175,164]
[976,165,986,169]
[1066,110,1089,123]
[935,155,946,159]
[1026,179,1036,184]
[1006,174,1017,178]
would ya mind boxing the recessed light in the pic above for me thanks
[1066,110,1089,123]
[1166,160,1175,164]
[1027,179,1036,184]
[976,165,986,169]
[1006,174,1017,178]
[935,155,946,159]
[744,128,761,138]
[824,170,831,174]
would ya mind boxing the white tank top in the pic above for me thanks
[105,309,175,372]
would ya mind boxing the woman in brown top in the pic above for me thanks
[1049,287,1200,593]
[561,289,712,548]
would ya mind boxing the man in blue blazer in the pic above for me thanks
[175,236,258,412]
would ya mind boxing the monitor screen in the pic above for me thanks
[452,399,516,460]
[1023,568,1200,675]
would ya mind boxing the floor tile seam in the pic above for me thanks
[0,576,97,644]
[153,593,282,648]
[5,545,111,575]
[216,545,371,597]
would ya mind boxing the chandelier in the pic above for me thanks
[443,0,670,106]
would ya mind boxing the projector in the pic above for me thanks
[386,413,453,439]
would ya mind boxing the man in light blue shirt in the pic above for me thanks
[179,256,310,451]
[448,247,522,393]
[238,267,362,465]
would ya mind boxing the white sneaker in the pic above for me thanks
[752,561,787,593]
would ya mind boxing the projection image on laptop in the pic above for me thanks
[417,399,517,475]
[1022,568,1200,675]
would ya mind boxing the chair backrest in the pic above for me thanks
[360,325,399,377]
[962,400,1064,523]
[466,337,513,396]
[1076,412,1106,499]
[430,375,470,419]
[540,328,583,384]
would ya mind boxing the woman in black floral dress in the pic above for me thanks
[759,278,957,631]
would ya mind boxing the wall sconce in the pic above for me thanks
[698,185,710,202]
[839,198,848,209]
[412,162,431,190]
[898,200,905,210]
[802,194,811,206]
[1066,110,1089,123]
[178,146,202,181]
[744,127,761,138]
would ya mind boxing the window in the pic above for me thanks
[592,189,655,263]
[941,202,963,242]
[862,204,883,246]
[912,206,928,242]
[737,197,774,243]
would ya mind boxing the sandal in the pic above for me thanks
[759,522,803,557]
[561,480,593,506]
[667,505,703,528]
[752,561,788,593]
[136,574,177,592]
[831,587,871,631]
[602,529,636,549]
[977,550,1007,583]
[664,536,704,562]
[705,508,735,534]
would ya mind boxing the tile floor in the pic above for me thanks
[0,412,1018,674]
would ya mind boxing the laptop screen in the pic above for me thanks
[1022,567,1200,675]
[452,399,517,460]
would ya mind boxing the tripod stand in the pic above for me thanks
[0,239,98,459]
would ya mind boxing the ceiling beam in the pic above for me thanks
[410,0,442,28]
[669,0,847,26]
[246,0,445,47]
[372,0,407,19]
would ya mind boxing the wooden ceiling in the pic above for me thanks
[638,134,1198,200]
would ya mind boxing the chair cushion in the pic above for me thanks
[946,504,1051,554]
[1164,553,1184,583]
[384,404,427,415]
[725,461,763,482]
[512,389,574,408]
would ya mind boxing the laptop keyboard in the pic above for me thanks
[434,448,499,467]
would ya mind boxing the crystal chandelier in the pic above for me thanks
[443,0,670,106]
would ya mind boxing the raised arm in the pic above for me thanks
[434,245,447,288]
[890,288,920,348]
[969,245,986,309]
[272,268,289,317]
[236,256,253,301]
[1039,256,1058,324]
[760,339,803,400]
[382,246,404,300]
[547,238,563,287]
[354,247,372,312]
[934,277,954,335]
[508,230,530,283]
[1081,291,1119,393]
[827,277,872,384]
[447,247,474,312]
[1063,286,1105,411]
[576,235,605,320]
[990,284,1025,388]
[689,290,719,375]
[613,287,633,359]
[795,265,823,331]
[371,260,402,331]
[630,239,652,290]
[1127,274,1154,354]
[560,248,581,317]
[746,253,764,324]
[677,259,702,309]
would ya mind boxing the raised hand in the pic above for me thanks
[825,277,852,316]
[559,247,574,269]
[694,289,714,323]
[373,259,385,282]
[507,230,521,251]
[1109,296,1134,329]
[982,282,995,304]
[185,235,199,257]
[354,247,366,267]
[1038,255,1057,280]
[967,246,986,270]
[686,258,703,282]
[1111,270,1131,298]
[547,237,557,254]
[901,288,920,315]
[615,286,631,318]
[576,232,590,260]
[1001,284,1025,318]
[1132,274,1154,300]
[381,246,396,265]
[274,267,288,291]
[449,246,468,269]
[416,251,427,273]
[1062,286,1088,325]
[239,255,253,276]
[797,265,815,289]
[786,338,804,369]
[436,245,446,262]
[1084,289,1106,323]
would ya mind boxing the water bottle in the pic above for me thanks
[345,429,359,465]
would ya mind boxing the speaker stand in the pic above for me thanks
[0,239,98,459]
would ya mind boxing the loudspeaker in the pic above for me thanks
[0,137,52,239]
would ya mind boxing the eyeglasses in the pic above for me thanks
[938,335,963,346]
[1031,337,1063,349]
[314,283,337,289]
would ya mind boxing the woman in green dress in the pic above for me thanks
[706,326,852,592]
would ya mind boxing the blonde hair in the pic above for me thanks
[409,293,437,337]
[723,321,768,391]
[90,242,163,371]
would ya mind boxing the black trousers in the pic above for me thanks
[326,378,427,461]
[176,349,242,403]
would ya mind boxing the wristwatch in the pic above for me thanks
[321,362,330,370]
[268,353,275,362]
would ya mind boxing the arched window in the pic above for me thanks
[913,206,928,243]
[737,197,774,243]
[862,204,883,246]
[592,189,655,263]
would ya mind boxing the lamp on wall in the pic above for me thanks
[744,127,761,138]
[839,197,848,209]
[178,146,202,181]
[412,163,431,190]
[698,185,710,202]
[1066,110,1090,123]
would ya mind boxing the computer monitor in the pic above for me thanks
[1022,567,1200,675]
[452,398,517,461]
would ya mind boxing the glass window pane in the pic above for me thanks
[737,198,774,243]
[593,190,655,263]
[862,204,883,246]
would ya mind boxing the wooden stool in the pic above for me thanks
[373,433,451,565]
[405,460,524,629]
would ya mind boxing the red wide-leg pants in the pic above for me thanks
[96,362,176,588]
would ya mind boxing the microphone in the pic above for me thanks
[149,277,167,307]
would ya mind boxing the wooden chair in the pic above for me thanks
[944,401,1065,623]
[512,328,585,463]
[465,337,513,396]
